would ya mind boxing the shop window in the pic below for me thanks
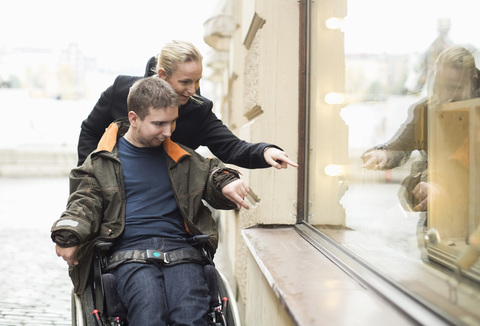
[304,0,480,321]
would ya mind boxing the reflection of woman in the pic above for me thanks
[361,46,479,211]
[78,40,297,170]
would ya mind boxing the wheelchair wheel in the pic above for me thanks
[70,282,99,326]
[217,271,242,326]
[71,291,84,326]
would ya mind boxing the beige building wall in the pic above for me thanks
[205,0,300,324]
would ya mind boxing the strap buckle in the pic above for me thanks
[146,249,169,264]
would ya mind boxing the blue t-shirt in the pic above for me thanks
[115,137,189,249]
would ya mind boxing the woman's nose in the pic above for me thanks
[187,84,195,95]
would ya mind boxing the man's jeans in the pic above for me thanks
[111,237,210,326]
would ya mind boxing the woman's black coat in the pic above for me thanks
[77,59,279,168]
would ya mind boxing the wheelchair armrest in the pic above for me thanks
[95,242,113,255]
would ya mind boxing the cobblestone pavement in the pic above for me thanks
[0,176,240,326]
[0,177,72,325]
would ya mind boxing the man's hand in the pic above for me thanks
[55,244,79,266]
[362,150,388,170]
[264,147,298,169]
[222,179,251,210]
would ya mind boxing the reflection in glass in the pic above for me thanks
[307,0,480,319]
[359,46,480,280]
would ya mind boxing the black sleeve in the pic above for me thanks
[51,230,80,248]
[184,98,281,168]
[77,76,137,165]
[199,108,280,168]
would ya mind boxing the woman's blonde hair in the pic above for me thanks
[429,46,478,105]
[154,40,203,78]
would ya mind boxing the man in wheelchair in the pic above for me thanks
[51,76,250,325]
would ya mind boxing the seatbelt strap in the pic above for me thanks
[105,247,206,272]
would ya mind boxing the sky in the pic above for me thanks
[1,0,478,71]
[344,0,479,54]
[0,0,221,149]
[1,0,219,72]
[0,0,478,151]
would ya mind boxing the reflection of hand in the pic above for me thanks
[264,147,298,169]
[412,181,440,212]
[55,244,79,266]
[362,150,388,170]
[221,179,251,210]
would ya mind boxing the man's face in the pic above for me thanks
[128,106,178,148]
[162,60,203,105]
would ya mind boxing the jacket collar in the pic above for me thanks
[96,120,190,163]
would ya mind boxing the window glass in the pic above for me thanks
[307,0,480,313]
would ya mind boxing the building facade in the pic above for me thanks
[204,0,480,325]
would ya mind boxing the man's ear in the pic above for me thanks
[128,111,138,126]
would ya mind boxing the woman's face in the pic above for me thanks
[161,60,203,105]
[433,66,474,104]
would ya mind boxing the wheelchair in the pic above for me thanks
[71,239,241,326]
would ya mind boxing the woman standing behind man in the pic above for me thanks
[78,40,297,170]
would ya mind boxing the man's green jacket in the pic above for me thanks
[51,118,238,294]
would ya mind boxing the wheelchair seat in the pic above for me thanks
[71,241,241,326]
